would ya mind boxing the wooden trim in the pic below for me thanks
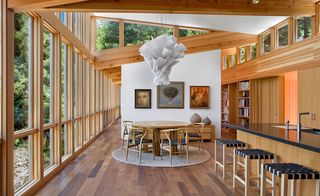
[37,12,94,61]
[43,123,58,130]
[95,31,257,69]
[34,0,315,16]
[222,35,320,84]
[13,128,39,139]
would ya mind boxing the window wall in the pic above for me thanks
[8,11,121,195]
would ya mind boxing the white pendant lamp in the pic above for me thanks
[139,34,186,85]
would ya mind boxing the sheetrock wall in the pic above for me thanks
[121,50,221,138]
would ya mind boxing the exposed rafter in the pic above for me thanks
[9,0,88,11]
[14,0,316,16]
[94,31,258,70]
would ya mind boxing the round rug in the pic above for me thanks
[112,146,211,167]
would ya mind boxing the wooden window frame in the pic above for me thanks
[275,20,291,49]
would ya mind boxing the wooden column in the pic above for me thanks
[119,19,124,47]
[3,7,15,196]
[173,26,179,38]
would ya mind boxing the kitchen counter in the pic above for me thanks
[226,123,320,153]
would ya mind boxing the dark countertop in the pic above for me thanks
[226,123,320,153]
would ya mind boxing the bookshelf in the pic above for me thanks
[221,84,237,127]
[237,80,250,126]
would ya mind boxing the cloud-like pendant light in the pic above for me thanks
[139,34,186,85]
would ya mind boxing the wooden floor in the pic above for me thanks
[36,120,253,196]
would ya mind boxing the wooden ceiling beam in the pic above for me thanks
[9,0,88,11]
[102,67,121,74]
[94,31,257,69]
[40,0,315,16]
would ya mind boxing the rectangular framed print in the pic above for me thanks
[190,86,210,109]
[135,89,151,109]
[157,82,184,108]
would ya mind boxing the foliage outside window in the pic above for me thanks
[61,42,67,120]
[278,24,288,48]
[96,19,119,51]
[61,124,67,156]
[43,28,53,124]
[14,13,31,131]
[124,23,173,46]
[14,136,32,191]
[239,47,246,64]
[262,33,271,53]
[296,16,312,42]
[43,129,53,169]
[179,29,208,37]
[250,44,256,60]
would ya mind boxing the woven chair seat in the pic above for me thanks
[216,139,246,148]
[264,163,320,180]
[235,149,275,159]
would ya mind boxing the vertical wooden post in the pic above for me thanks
[119,19,124,47]
[3,6,15,196]
[315,2,320,36]
[173,26,179,38]
[91,17,96,52]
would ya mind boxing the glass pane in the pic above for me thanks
[74,120,81,148]
[278,25,288,47]
[124,23,173,46]
[96,19,119,51]
[296,16,311,42]
[14,13,31,131]
[61,124,67,156]
[14,136,32,191]
[250,44,256,60]
[43,129,53,169]
[61,42,67,120]
[179,29,208,37]
[263,33,271,53]
[73,52,78,117]
[60,12,67,26]
[43,28,53,124]
[239,47,246,63]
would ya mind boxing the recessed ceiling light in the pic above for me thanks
[252,0,260,5]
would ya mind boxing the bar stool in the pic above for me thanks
[233,149,277,196]
[261,163,320,196]
[214,139,246,179]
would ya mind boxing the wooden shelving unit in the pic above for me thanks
[237,80,250,126]
[221,84,237,127]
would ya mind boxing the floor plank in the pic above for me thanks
[36,120,256,196]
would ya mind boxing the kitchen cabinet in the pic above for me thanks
[298,67,320,128]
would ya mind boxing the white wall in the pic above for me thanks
[121,50,221,138]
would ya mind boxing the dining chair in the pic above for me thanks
[188,123,205,151]
[125,126,154,164]
[121,120,143,149]
[160,128,189,165]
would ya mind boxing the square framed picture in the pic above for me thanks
[135,89,151,109]
[190,86,210,109]
[157,82,184,109]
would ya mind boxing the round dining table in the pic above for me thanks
[133,121,190,156]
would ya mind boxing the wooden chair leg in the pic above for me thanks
[280,174,288,196]
[139,144,142,164]
[316,179,320,196]
[271,170,276,196]
[244,156,250,196]
[170,150,172,165]
[290,180,295,196]
[257,159,261,188]
[233,149,236,188]
[222,145,226,179]
[260,163,266,196]
[186,145,189,163]
[214,140,217,172]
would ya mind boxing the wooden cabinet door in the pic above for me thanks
[314,67,320,128]
[298,69,314,127]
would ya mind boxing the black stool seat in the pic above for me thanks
[216,139,246,148]
[264,163,320,180]
[235,149,275,159]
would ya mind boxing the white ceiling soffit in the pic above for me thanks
[93,13,288,35]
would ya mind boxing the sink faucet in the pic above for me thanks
[297,112,310,141]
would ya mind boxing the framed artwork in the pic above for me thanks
[135,89,151,109]
[157,82,184,108]
[190,86,210,109]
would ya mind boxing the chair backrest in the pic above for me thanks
[123,121,133,135]
[191,122,204,134]
[127,126,148,144]
[161,128,188,144]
